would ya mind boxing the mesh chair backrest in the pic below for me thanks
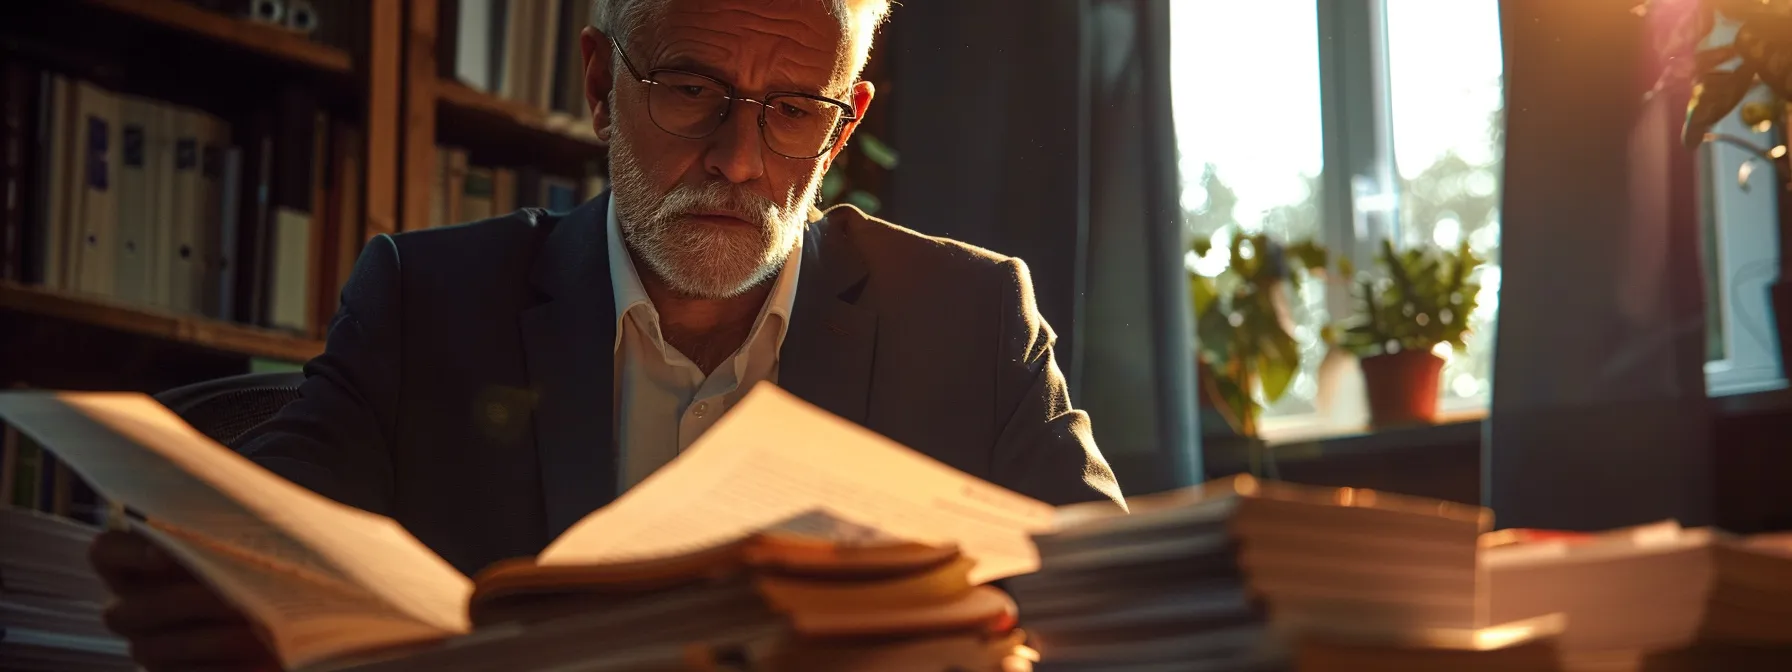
[155,373,305,447]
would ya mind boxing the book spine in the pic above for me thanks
[200,113,233,319]
[0,62,33,282]
[0,423,17,506]
[551,0,586,116]
[217,146,243,321]
[146,100,174,309]
[9,432,41,508]
[73,82,120,298]
[114,96,152,304]
[168,105,202,314]
[44,75,74,289]
[234,107,275,325]
[20,71,54,285]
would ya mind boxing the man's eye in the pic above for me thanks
[776,102,808,119]
[674,85,710,98]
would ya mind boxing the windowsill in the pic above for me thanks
[1257,405,1487,446]
[1203,385,1792,480]
[1710,381,1792,418]
[1202,416,1483,478]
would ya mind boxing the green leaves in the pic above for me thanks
[1255,310,1300,404]
[1334,239,1484,358]
[1189,228,1328,438]
[855,133,901,170]
[1685,68,1758,148]
[819,132,898,215]
[1285,240,1329,275]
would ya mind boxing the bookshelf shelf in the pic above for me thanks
[0,282,324,364]
[75,0,354,75]
[435,79,602,147]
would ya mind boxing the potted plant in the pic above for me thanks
[1189,230,1328,455]
[1645,0,1792,382]
[1330,239,1485,429]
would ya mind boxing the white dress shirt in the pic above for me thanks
[607,200,802,490]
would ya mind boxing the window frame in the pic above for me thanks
[1261,0,1498,441]
[1699,91,1789,396]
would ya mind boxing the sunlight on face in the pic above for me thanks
[610,126,820,299]
[607,0,847,299]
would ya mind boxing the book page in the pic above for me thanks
[135,521,453,670]
[538,383,1058,584]
[0,392,472,659]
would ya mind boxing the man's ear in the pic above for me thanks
[821,80,877,170]
[580,26,617,144]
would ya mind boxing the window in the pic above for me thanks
[1171,0,1506,440]
[1697,22,1789,396]
[1170,0,1328,427]
[1385,0,1505,410]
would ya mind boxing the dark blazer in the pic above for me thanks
[233,193,1124,577]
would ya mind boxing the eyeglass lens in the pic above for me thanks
[647,71,846,159]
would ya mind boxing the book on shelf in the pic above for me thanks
[0,64,366,338]
[427,144,598,229]
[440,0,585,117]
[182,0,367,53]
[0,383,1053,671]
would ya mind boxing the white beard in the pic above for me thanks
[607,125,822,299]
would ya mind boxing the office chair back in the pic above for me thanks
[155,371,306,447]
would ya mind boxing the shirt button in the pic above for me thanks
[693,402,709,418]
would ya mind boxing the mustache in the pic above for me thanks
[653,182,783,228]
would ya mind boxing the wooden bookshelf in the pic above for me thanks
[0,0,398,376]
[0,282,325,363]
[404,0,607,231]
[436,79,602,147]
[73,0,354,74]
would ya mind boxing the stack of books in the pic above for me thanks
[1007,475,1563,671]
[0,506,132,671]
[325,510,1029,671]
[1484,521,1792,671]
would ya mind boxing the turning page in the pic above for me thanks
[0,392,473,668]
[539,383,1059,584]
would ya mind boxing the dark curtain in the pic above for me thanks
[884,0,1199,495]
[1487,0,1714,529]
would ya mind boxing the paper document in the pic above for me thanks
[540,383,1059,583]
[0,392,472,669]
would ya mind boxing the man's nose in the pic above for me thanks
[705,101,768,184]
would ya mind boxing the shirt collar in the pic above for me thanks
[606,196,803,352]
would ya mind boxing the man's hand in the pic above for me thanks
[89,530,282,672]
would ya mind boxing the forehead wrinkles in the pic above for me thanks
[649,6,848,91]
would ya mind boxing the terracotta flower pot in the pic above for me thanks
[1359,349,1446,429]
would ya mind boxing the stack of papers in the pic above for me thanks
[0,507,132,671]
[1484,521,1792,670]
[0,383,1049,672]
[329,510,1027,671]
[1007,475,1562,671]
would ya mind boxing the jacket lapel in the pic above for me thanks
[781,211,878,427]
[520,194,618,542]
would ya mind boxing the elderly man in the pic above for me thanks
[88,0,1124,669]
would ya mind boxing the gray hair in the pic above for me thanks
[590,0,892,86]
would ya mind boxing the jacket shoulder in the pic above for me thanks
[820,205,1013,274]
[387,209,553,260]
[384,209,558,284]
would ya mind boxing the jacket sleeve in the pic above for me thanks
[230,235,403,516]
[988,257,1127,511]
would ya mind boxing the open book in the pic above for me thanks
[0,383,1059,671]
